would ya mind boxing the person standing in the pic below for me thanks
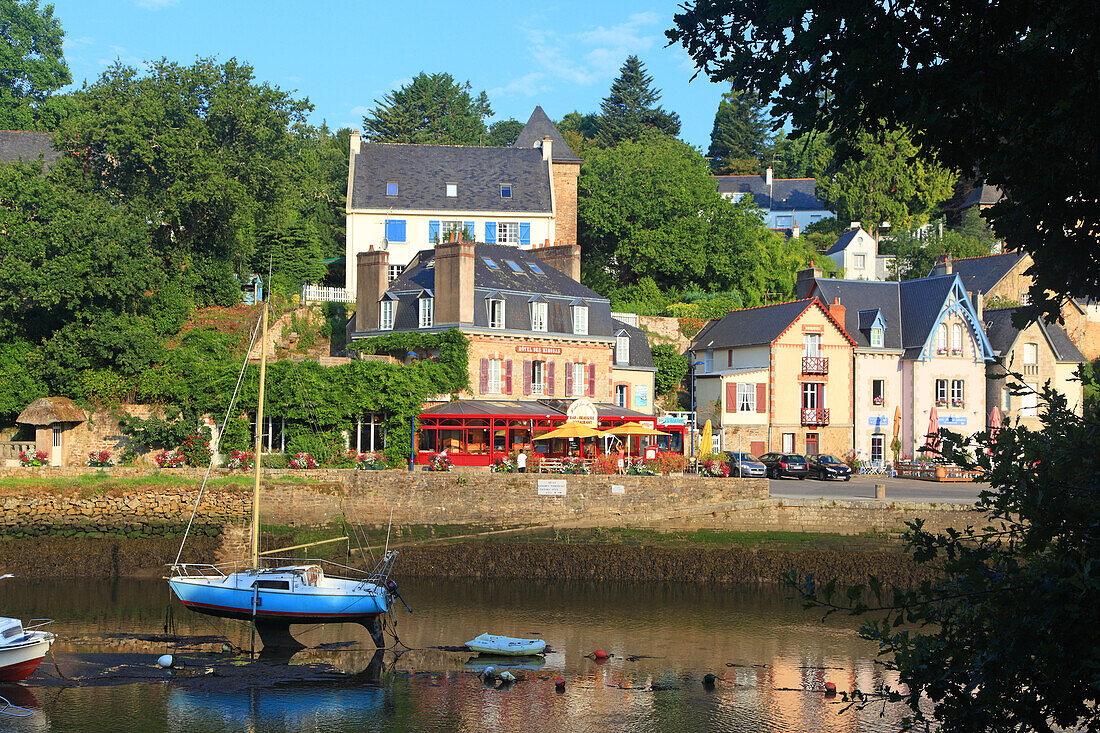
[616,443,626,475]
[516,451,527,474]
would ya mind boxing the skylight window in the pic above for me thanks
[528,263,544,275]
[386,182,398,196]
[500,184,512,198]
[483,258,499,269]
[506,260,523,273]
[446,183,457,197]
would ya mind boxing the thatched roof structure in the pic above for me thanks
[17,397,86,426]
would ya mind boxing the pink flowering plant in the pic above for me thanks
[289,452,319,469]
[558,458,590,475]
[353,452,385,470]
[491,455,517,473]
[425,452,453,472]
[18,450,49,467]
[87,450,114,467]
[698,459,730,477]
[155,450,186,468]
[226,450,255,470]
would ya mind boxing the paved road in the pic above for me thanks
[767,474,985,504]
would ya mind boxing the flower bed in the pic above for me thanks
[87,450,115,468]
[893,460,983,482]
[226,450,255,470]
[19,450,49,467]
[353,452,386,470]
[289,452,319,470]
[425,452,453,472]
[154,450,186,468]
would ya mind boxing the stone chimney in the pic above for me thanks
[349,129,361,155]
[849,221,861,230]
[935,252,953,275]
[971,290,983,322]
[355,248,389,332]
[828,296,846,326]
[765,166,773,186]
[795,264,823,299]
[541,135,552,163]
[434,239,476,325]
[534,243,581,282]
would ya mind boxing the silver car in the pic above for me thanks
[724,451,767,477]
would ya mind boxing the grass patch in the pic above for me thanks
[495,526,906,552]
[0,473,250,493]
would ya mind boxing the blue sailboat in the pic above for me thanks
[167,299,406,648]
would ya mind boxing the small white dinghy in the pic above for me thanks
[466,633,546,656]
[0,617,54,682]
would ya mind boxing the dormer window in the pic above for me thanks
[418,295,434,328]
[386,182,398,196]
[616,331,630,365]
[572,304,588,335]
[500,184,512,198]
[446,183,457,197]
[530,301,547,332]
[487,296,505,329]
[379,299,394,330]
[870,326,884,347]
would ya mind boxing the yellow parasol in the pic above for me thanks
[536,422,607,441]
[892,405,902,440]
[698,419,713,457]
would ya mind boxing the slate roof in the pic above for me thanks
[349,143,552,213]
[823,227,878,256]
[983,308,1085,363]
[811,279,904,349]
[0,131,61,168]
[714,175,828,212]
[939,252,1027,295]
[898,275,958,357]
[513,106,581,163]
[692,299,820,350]
[961,184,1004,210]
[612,319,655,369]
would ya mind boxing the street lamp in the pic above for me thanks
[690,355,705,458]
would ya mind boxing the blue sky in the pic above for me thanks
[49,0,731,150]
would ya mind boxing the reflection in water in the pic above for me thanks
[0,577,912,732]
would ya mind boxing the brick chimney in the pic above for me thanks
[940,253,953,275]
[434,239,476,325]
[796,264,823,299]
[534,243,581,282]
[828,296,846,326]
[355,248,389,332]
[765,166,773,186]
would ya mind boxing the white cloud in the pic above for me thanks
[488,72,546,100]
[350,105,371,119]
[135,0,180,8]
[63,36,93,50]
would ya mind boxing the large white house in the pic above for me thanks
[824,224,895,280]
[344,107,581,293]
[714,167,834,230]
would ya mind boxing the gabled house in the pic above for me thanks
[801,268,997,461]
[714,167,834,230]
[983,308,1084,428]
[0,130,61,168]
[344,106,581,292]
[689,298,855,457]
[823,223,894,280]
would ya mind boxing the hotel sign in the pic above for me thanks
[538,479,567,496]
[515,345,562,354]
[939,416,967,426]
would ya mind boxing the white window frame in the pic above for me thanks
[488,298,505,329]
[614,384,627,407]
[1023,342,1038,365]
[419,298,434,328]
[531,360,545,396]
[572,362,586,397]
[951,379,965,405]
[387,265,402,283]
[801,383,821,410]
[935,378,948,403]
[500,184,512,199]
[854,253,866,269]
[616,332,629,365]
[446,182,457,197]
[1019,388,1038,416]
[530,301,547,332]
[872,379,885,403]
[379,300,394,330]
[703,350,714,373]
[870,434,885,463]
[487,359,502,394]
[736,382,756,412]
[572,305,588,335]
[951,323,963,353]
[870,326,884,348]
[936,324,948,352]
[497,222,520,245]
[803,333,822,358]
[440,221,464,240]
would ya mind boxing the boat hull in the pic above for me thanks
[168,577,389,625]
[0,634,52,682]
[466,633,547,656]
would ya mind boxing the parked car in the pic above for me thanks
[807,454,852,481]
[757,453,809,479]
[723,451,767,478]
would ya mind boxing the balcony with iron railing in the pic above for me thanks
[801,408,830,427]
[802,356,829,375]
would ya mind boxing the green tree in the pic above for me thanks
[597,56,680,146]
[668,0,1097,321]
[557,110,601,160]
[578,132,774,303]
[652,344,688,396]
[707,88,771,174]
[362,72,492,145]
[486,118,523,147]
[883,222,996,280]
[0,339,45,422]
[817,127,956,235]
[0,0,71,129]
[769,130,834,180]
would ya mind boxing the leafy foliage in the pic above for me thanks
[0,339,46,422]
[596,56,680,146]
[0,0,70,129]
[362,72,492,145]
[769,130,834,180]
[652,344,687,396]
[707,88,771,174]
[668,0,1098,321]
[486,119,523,147]
[881,221,996,280]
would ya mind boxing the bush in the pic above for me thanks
[592,455,618,474]
[288,452,319,469]
[154,450,186,468]
[698,458,731,477]
[626,458,657,475]
[261,453,288,469]
[178,433,212,468]
[86,450,115,467]
[657,452,689,474]
[353,452,385,469]
[226,450,255,470]
[652,344,688,396]
[219,416,253,454]
[19,450,48,467]
[425,452,453,472]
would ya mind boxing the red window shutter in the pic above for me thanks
[756,383,766,413]
[726,383,738,412]
[727,350,733,368]
[523,360,532,396]
[588,363,596,397]
[565,362,573,396]
[548,361,555,396]
[505,360,513,395]
[479,358,488,394]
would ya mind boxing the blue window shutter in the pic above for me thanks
[484,222,496,244]
[394,220,406,242]
[519,222,531,246]
[465,221,474,240]
[429,221,440,243]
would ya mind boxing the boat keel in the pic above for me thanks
[360,617,385,649]
[253,620,305,652]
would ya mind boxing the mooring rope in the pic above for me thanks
[172,309,263,568]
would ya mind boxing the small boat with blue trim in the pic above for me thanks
[466,633,546,656]
[0,617,54,682]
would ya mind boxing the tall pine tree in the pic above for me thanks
[363,72,492,145]
[597,56,680,146]
[707,88,771,174]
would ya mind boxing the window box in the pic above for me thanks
[872,396,885,406]
[951,399,965,408]
[950,348,963,355]
[936,348,948,355]
[935,399,948,407]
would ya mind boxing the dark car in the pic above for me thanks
[808,454,853,481]
[724,451,767,478]
[757,452,809,479]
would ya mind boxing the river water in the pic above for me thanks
[0,577,913,732]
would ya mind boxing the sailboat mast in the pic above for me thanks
[250,301,269,567]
